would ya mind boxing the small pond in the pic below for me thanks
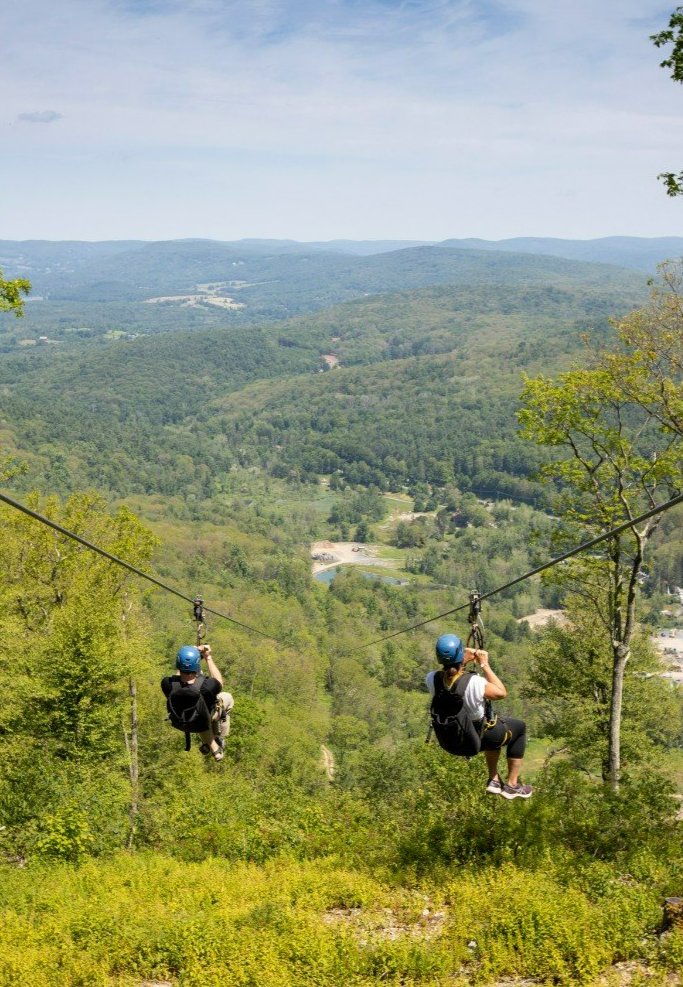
[314,567,408,586]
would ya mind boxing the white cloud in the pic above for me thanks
[17,110,64,123]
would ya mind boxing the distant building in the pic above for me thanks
[37,336,49,345]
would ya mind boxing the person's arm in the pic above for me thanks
[425,670,437,697]
[464,647,506,700]
[199,644,223,686]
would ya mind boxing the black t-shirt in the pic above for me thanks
[160,674,221,712]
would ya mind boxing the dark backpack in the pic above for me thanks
[167,674,212,751]
[430,670,487,758]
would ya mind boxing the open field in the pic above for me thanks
[311,540,397,574]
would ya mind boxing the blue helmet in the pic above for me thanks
[176,645,201,673]
[435,633,464,666]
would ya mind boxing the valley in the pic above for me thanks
[0,237,682,986]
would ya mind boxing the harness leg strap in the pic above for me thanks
[185,731,191,752]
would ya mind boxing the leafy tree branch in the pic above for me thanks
[0,269,31,317]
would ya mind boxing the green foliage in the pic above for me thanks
[0,268,30,317]
[607,261,683,439]
[652,8,683,193]
[510,760,680,862]
[526,606,683,775]
[0,493,154,856]
[0,850,679,986]
[465,862,660,985]
[652,5,683,82]
[658,170,683,196]
[519,326,683,782]
[0,272,645,503]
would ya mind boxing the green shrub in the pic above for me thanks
[0,852,673,986]
[446,864,660,985]
[658,927,683,973]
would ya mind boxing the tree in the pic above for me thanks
[354,520,370,543]
[652,7,683,195]
[519,360,683,786]
[0,269,31,316]
[603,261,683,436]
[0,493,156,858]
[526,597,682,776]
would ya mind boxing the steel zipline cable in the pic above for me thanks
[339,489,683,655]
[0,489,280,644]
[1,488,682,652]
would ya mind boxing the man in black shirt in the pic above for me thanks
[161,644,233,761]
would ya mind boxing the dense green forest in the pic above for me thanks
[0,273,648,499]
[0,244,682,985]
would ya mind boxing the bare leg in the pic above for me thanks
[507,757,523,786]
[485,749,502,781]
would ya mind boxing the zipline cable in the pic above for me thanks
[3,487,683,654]
[340,489,683,655]
[0,489,280,643]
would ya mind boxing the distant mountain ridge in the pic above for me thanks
[0,238,644,302]
[2,234,681,287]
[443,236,683,272]
[0,239,648,343]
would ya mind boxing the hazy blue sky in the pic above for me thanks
[2,0,682,241]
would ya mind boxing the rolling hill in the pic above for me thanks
[0,257,649,500]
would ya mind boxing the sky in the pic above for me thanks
[2,0,683,241]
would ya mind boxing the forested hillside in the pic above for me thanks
[0,268,647,499]
[0,238,647,342]
[0,244,682,986]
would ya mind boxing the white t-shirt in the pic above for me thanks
[425,670,487,720]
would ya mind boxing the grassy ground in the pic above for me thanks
[1,852,679,987]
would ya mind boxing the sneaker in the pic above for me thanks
[212,748,224,762]
[199,743,211,756]
[501,782,533,800]
[486,777,503,795]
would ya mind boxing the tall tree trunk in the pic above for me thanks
[127,676,139,849]
[606,644,628,787]
[606,530,644,788]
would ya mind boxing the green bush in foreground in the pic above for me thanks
[0,852,679,987]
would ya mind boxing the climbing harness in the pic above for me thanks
[167,671,211,752]
[426,593,497,748]
[429,669,487,757]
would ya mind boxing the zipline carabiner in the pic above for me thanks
[193,596,206,647]
[466,590,485,651]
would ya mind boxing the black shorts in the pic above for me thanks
[481,716,527,759]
